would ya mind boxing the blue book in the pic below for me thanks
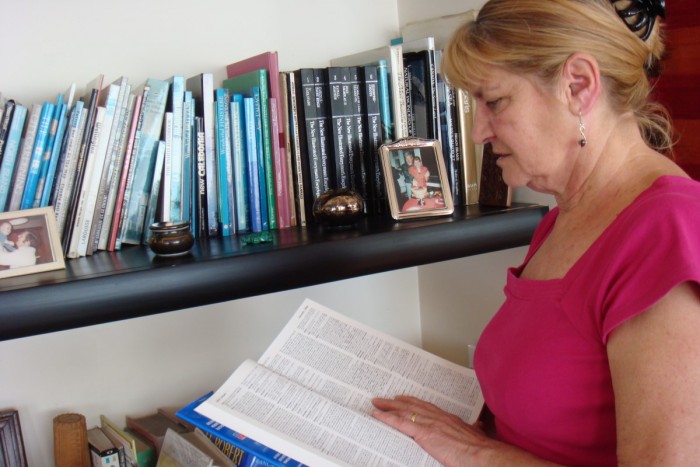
[20,101,56,209]
[176,393,305,467]
[214,88,234,236]
[0,104,28,211]
[181,90,194,224]
[141,139,165,244]
[252,87,269,231]
[38,93,70,207]
[119,78,170,245]
[168,75,185,222]
[229,93,249,232]
[243,96,262,232]
[376,59,393,142]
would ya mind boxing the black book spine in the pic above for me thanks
[361,65,386,215]
[348,66,368,202]
[326,67,349,189]
[295,68,324,199]
[0,99,16,164]
[194,116,209,237]
[313,68,334,192]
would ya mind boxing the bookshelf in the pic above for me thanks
[0,203,546,341]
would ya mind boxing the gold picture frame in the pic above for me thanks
[0,206,65,279]
[379,137,454,220]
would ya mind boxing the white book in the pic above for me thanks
[53,103,87,236]
[88,77,129,254]
[195,299,484,467]
[97,90,135,250]
[66,105,106,258]
[400,10,478,49]
[161,111,174,222]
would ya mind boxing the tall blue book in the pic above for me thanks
[176,393,305,467]
[39,90,71,207]
[20,101,56,209]
[252,87,269,231]
[119,78,169,245]
[181,90,194,225]
[229,93,249,232]
[243,96,262,232]
[167,75,185,222]
[214,88,235,236]
[0,104,28,211]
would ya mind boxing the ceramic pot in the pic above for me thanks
[147,221,194,257]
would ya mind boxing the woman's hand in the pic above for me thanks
[371,395,491,466]
[372,396,559,467]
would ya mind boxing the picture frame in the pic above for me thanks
[0,409,28,467]
[0,206,65,279]
[379,137,454,220]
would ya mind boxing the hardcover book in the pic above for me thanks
[19,101,56,210]
[191,299,484,467]
[360,65,386,215]
[324,66,350,189]
[87,426,120,467]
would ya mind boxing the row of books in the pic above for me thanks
[82,406,297,466]
[0,28,487,259]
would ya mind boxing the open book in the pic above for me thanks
[191,299,484,466]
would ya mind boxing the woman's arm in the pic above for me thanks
[608,281,700,464]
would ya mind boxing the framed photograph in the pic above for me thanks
[379,137,454,220]
[0,409,28,467]
[0,206,65,279]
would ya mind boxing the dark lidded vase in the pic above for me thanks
[147,221,194,257]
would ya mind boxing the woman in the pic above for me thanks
[372,0,700,465]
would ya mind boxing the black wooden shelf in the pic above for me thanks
[0,203,547,341]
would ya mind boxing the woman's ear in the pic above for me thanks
[562,52,601,115]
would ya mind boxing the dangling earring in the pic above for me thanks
[578,112,587,147]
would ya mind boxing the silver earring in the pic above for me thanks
[578,112,587,147]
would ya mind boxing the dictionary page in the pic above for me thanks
[259,298,483,423]
[196,358,441,466]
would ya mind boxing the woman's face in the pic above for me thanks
[470,66,576,194]
[0,223,11,236]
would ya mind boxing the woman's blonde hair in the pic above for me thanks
[442,0,673,154]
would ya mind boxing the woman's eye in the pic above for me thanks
[486,98,502,110]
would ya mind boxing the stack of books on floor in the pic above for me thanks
[0,8,509,261]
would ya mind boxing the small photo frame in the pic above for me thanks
[0,409,28,467]
[379,137,454,220]
[0,206,65,279]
